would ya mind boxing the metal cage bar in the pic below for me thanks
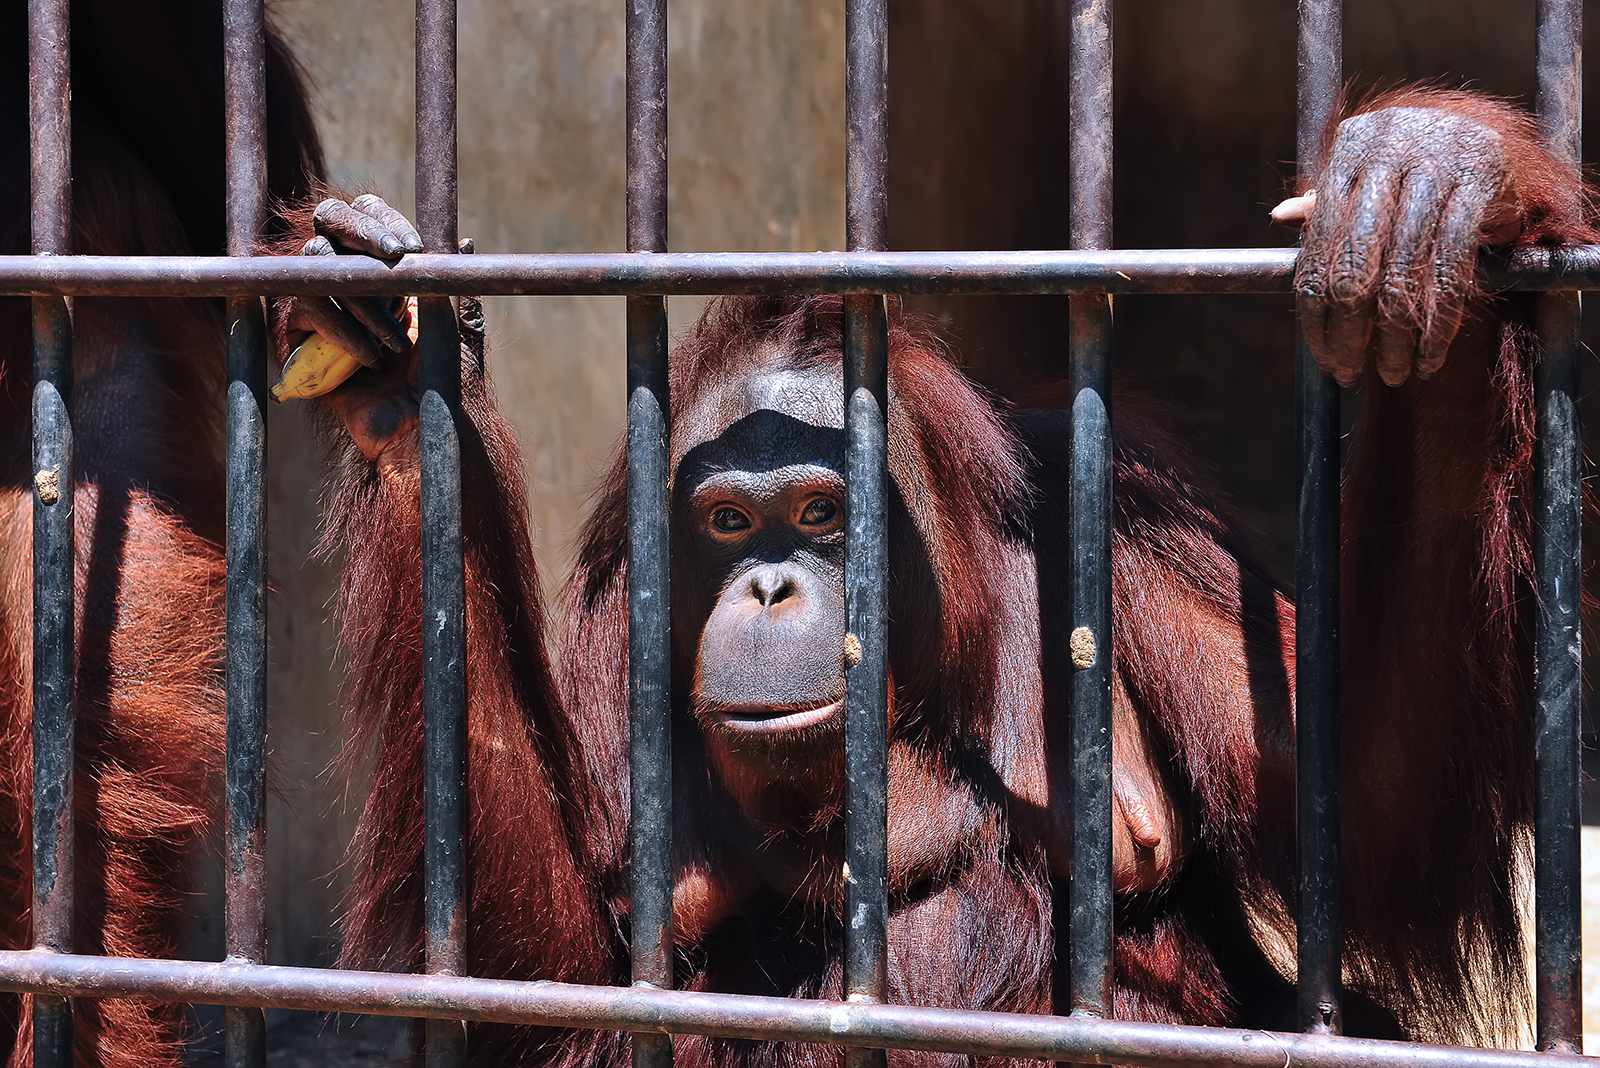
[625,2,674,1068]
[7,246,1600,297]
[416,0,467,1064]
[1067,0,1115,1023]
[0,950,1593,1068]
[221,0,271,1064]
[842,5,891,1068]
[1534,0,1584,1053]
[8,0,1596,1063]
[27,1,75,1065]
[1294,0,1344,1039]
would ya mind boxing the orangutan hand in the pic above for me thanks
[1282,107,1522,387]
[273,194,485,464]
[279,194,424,369]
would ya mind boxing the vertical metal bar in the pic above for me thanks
[222,1,269,1066]
[1294,0,1343,1039]
[1066,0,1114,1024]
[625,3,673,1068]
[417,0,465,1064]
[1533,0,1583,1052]
[28,1,74,1065]
[843,3,889,1068]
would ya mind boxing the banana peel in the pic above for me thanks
[270,332,363,401]
[271,297,420,402]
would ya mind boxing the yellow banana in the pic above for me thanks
[270,332,362,402]
[270,298,421,403]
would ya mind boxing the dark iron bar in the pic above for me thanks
[1533,0,1583,1052]
[416,0,466,1064]
[27,1,74,1065]
[1066,0,1115,1022]
[842,3,890,1068]
[11,246,1600,297]
[1294,0,1343,1038]
[625,3,673,1068]
[0,952,1590,1068]
[222,1,270,1065]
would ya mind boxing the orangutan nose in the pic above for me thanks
[747,566,800,609]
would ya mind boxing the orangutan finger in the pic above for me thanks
[1376,163,1445,326]
[293,296,385,371]
[1325,160,1403,307]
[314,197,406,258]
[1375,322,1415,386]
[344,295,413,354]
[1297,293,1362,385]
[351,194,424,253]
[303,234,335,257]
[1418,184,1491,369]
[1371,165,1449,385]
[1323,298,1376,383]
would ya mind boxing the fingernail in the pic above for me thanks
[403,234,425,253]
[379,234,401,256]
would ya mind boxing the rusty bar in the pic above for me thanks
[0,952,1589,1068]
[417,0,465,1064]
[28,0,74,1064]
[843,3,890,1068]
[5,247,1600,297]
[221,1,270,1066]
[11,246,1600,297]
[1067,0,1115,1023]
[1533,0,1583,1052]
[1294,0,1343,1038]
[625,1,673,1067]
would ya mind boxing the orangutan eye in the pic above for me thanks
[711,507,751,533]
[799,497,838,526]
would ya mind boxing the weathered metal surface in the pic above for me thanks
[1293,0,1344,1039]
[0,952,1590,1068]
[1067,0,1116,1024]
[3,248,1595,298]
[28,0,75,1065]
[625,2,674,1066]
[1533,0,1585,1054]
[842,4,891,1068]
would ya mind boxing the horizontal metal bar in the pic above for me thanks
[0,952,1584,1068]
[0,247,1590,297]
[0,249,1294,296]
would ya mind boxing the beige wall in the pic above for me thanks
[258,0,844,968]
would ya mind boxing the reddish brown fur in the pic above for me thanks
[552,87,1585,1052]
[377,86,1583,1052]
[561,296,1056,1067]
[304,308,622,1066]
[0,2,321,1062]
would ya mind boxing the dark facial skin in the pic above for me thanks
[674,364,851,817]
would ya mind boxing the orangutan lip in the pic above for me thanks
[711,700,841,733]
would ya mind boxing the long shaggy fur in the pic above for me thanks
[0,2,320,1063]
[301,299,621,1067]
[562,295,1061,1067]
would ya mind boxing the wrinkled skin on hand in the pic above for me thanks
[1293,107,1523,387]
[273,194,484,466]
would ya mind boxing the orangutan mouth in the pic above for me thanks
[711,700,841,733]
